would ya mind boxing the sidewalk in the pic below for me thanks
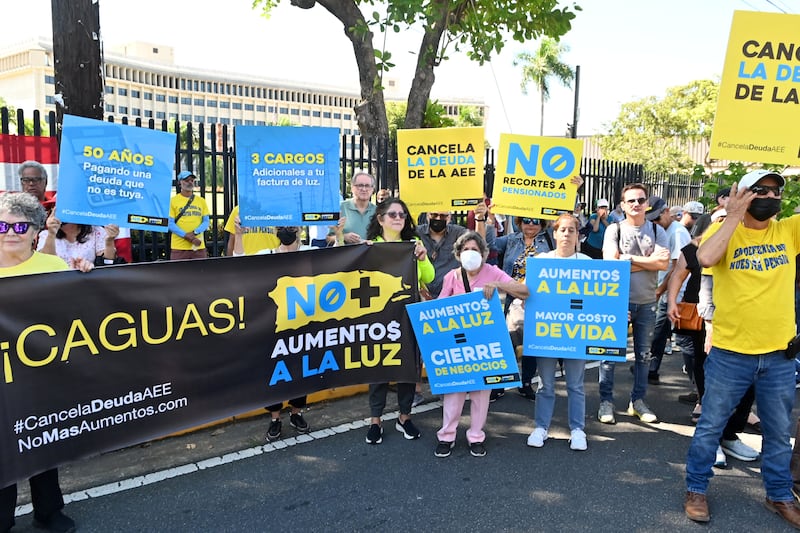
[17,341,783,511]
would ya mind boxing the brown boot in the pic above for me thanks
[684,491,710,523]
[765,498,800,529]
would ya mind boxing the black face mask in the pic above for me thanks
[748,198,781,221]
[428,218,447,233]
[277,229,298,245]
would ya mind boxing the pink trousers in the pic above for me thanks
[436,389,491,444]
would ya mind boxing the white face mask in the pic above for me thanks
[460,249,483,271]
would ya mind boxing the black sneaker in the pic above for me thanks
[648,372,660,385]
[395,419,421,440]
[469,441,487,457]
[33,510,76,533]
[266,418,282,442]
[289,412,310,433]
[489,389,505,403]
[517,384,536,401]
[434,440,455,458]
[365,423,383,444]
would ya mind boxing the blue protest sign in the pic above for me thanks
[407,291,520,394]
[234,126,340,226]
[56,115,176,231]
[522,258,630,361]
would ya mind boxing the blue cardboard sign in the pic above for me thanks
[56,115,176,231]
[523,258,630,361]
[407,291,520,394]
[234,126,340,226]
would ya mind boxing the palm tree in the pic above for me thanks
[514,38,574,136]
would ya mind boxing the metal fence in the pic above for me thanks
[2,107,708,262]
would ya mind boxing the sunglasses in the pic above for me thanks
[749,184,782,196]
[0,221,32,234]
[521,218,540,225]
[625,197,647,205]
[383,211,407,220]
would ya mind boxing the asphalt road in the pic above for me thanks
[11,352,800,532]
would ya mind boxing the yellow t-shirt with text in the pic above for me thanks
[170,194,210,250]
[223,205,279,255]
[702,215,800,354]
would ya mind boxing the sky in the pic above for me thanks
[2,0,797,148]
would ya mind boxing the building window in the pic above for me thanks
[105,104,114,112]
[206,100,217,107]
[220,117,230,125]
[144,110,153,118]
[180,114,191,121]
[233,119,242,125]
[290,109,300,115]
[131,90,140,98]
[279,107,288,114]
[169,112,178,119]
[200,81,206,92]
[312,111,320,118]
[245,120,254,125]
[207,115,217,122]
[301,110,310,117]
[193,80,199,91]
[257,120,266,126]
[213,82,218,93]
[180,97,191,105]
[333,113,341,119]
[144,92,153,100]
[169,96,178,104]
[45,75,55,84]
[244,103,254,111]
[194,115,204,123]
[193,98,204,106]
[132,108,141,116]
[344,114,352,120]
[267,106,275,113]
[156,94,165,102]
[156,111,166,119]
[232,103,242,110]
[105,86,114,94]
[323,112,331,118]
[220,101,230,109]
[256,105,265,112]
[118,88,128,96]
[119,106,128,114]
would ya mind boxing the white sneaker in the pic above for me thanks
[721,438,759,461]
[714,445,727,468]
[569,429,587,451]
[527,427,548,448]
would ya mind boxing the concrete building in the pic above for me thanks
[0,38,487,143]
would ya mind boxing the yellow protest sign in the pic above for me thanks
[397,127,484,214]
[710,10,800,165]
[491,134,583,220]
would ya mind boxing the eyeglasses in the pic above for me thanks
[353,183,373,189]
[521,218,540,225]
[750,184,782,196]
[0,221,32,234]
[383,211,407,220]
[20,177,45,184]
[428,213,450,219]
[625,197,648,205]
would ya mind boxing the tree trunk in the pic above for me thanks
[539,84,545,136]
[51,0,104,134]
[314,0,389,139]
[404,9,449,130]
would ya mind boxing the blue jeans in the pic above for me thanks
[599,302,656,403]
[535,357,586,431]
[686,347,796,501]
[649,296,671,374]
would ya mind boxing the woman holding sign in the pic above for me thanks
[0,192,93,533]
[527,214,592,451]
[363,197,434,445]
[434,232,529,458]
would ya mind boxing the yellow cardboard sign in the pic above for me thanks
[710,10,800,165]
[491,134,583,219]
[397,127,484,214]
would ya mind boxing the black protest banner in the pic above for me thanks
[0,242,420,488]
